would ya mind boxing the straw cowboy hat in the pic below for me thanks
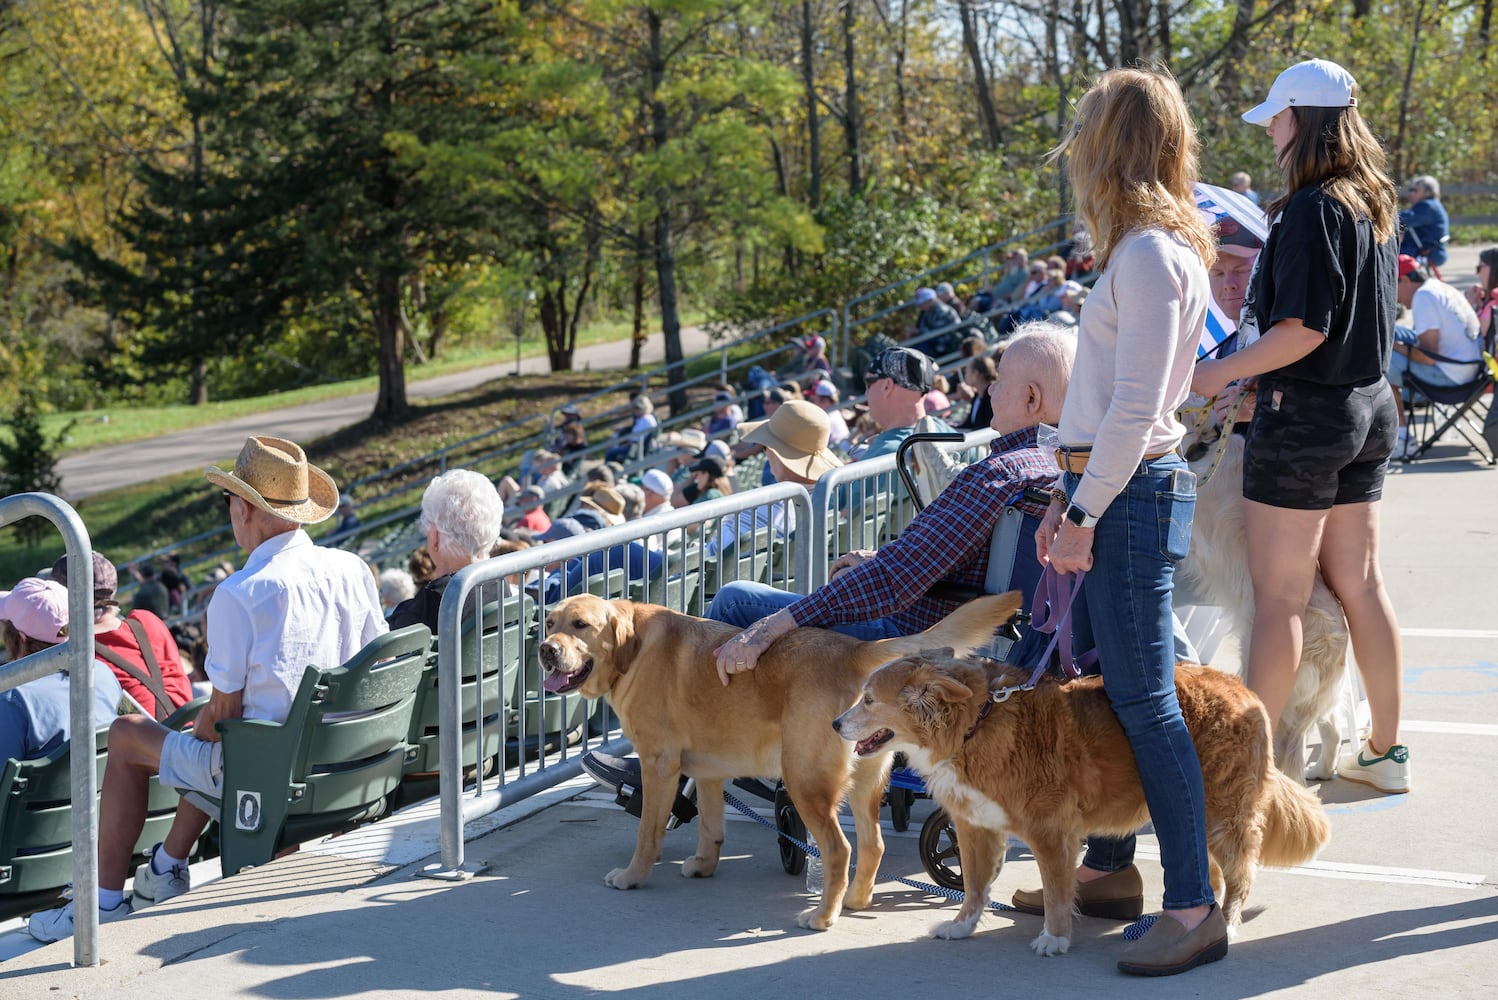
[579,486,627,526]
[739,400,843,480]
[206,436,339,525]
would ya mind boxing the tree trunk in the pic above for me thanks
[1219,0,1257,93]
[842,0,863,193]
[1480,0,1493,61]
[189,357,208,405]
[959,0,1001,151]
[1393,0,1427,181]
[372,272,408,419]
[648,9,687,414]
[630,227,647,370]
[1116,0,1141,66]
[1155,0,1171,64]
[801,1,822,209]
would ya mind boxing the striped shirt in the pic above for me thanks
[788,427,1055,634]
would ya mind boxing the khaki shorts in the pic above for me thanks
[157,729,225,798]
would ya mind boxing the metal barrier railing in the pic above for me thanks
[0,492,100,968]
[430,482,814,875]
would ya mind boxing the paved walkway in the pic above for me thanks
[3,433,1495,996]
[56,325,717,499]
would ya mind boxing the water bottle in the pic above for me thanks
[804,835,823,895]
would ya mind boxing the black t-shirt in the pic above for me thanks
[1252,186,1396,386]
[388,574,452,632]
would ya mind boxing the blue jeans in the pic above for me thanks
[1066,455,1214,911]
[706,581,904,640]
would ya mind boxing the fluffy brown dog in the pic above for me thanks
[833,653,1330,955]
[538,591,1024,930]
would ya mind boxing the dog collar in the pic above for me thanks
[963,698,997,741]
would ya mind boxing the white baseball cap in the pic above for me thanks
[640,469,673,499]
[1242,59,1357,126]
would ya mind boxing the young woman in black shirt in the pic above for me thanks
[1192,59,1409,795]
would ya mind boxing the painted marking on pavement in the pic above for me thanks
[1402,628,1498,639]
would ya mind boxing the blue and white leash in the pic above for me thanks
[722,788,1158,939]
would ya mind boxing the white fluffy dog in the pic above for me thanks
[1180,420,1350,781]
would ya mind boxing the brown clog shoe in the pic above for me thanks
[1010,863,1144,920]
[1116,904,1229,977]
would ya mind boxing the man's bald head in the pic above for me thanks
[997,322,1076,427]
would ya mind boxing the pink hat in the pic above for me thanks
[0,577,70,644]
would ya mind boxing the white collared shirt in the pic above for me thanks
[205,528,387,723]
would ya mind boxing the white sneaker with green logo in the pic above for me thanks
[1335,738,1411,794]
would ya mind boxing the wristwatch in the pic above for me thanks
[1064,503,1099,529]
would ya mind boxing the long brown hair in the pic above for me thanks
[1054,67,1216,270]
[1266,105,1397,243]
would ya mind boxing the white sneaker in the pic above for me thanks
[1336,738,1411,794]
[27,898,133,943]
[133,846,191,906]
[1395,428,1416,460]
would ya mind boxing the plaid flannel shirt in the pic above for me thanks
[788,426,1055,634]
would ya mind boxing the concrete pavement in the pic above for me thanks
[3,432,1495,997]
[56,325,718,499]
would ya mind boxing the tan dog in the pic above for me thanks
[1181,422,1350,780]
[833,653,1330,955]
[538,592,1024,930]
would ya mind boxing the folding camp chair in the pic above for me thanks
[1401,332,1496,465]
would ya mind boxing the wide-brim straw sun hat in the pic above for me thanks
[739,399,843,480]
[206,435,339,525]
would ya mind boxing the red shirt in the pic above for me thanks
[94,611,193,718]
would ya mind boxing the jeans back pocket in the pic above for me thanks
[1156,468,1197,563]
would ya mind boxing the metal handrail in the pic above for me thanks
[0,492,100,968]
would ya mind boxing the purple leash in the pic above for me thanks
[1022,564,1098,687]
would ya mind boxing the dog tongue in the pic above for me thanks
[542,671,571,693]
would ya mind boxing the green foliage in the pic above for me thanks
[0,391,74,545]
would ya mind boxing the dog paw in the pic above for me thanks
[931,914,979,940]
[604,867,646,890]
[681,856,718,879]
[843,886,874,911]
[1305,760,1335,782]
[1029,931,1070,957]
[795,905,837,931]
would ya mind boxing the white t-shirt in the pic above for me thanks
[205,528,388,723]
[1411,279,1481,382]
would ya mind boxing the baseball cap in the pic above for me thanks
[865,346,938,394]
[0,577,70,644]
[690,456,726,479]
[813,380,838,400]
[1242,59,1357,126]
[1397,254,1421,279]
[935,282,956,297]
[703,439,732,462]
[799,335,826,352]
[50,551,119,605]
[912,287,937,305]
[640,468,674,498]
[713,391,735,404]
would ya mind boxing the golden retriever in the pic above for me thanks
[1180,422,1350,780]
[538,591,1024,930]
[833,653,1331,955]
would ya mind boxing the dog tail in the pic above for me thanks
[1257,768,1332,868]
[868,591,1026,663]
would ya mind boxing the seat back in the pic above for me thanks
[1403,342,1496,464]
[201,624,431,875]
[980,505,1046,662]
[0,726,183,919]
[405,595,534,776]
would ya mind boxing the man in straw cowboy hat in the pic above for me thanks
[582,324,1076,791]
[29,436,387,944]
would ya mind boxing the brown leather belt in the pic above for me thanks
[1055,448,1173,475]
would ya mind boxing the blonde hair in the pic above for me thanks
[1055,68,1216,271]
[1268,105,1397,244]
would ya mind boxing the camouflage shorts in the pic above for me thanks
[1242,377,1398,510]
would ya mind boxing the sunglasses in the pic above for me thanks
[221,490,236,511]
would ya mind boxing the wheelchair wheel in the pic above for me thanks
[918,807,964,892]
[774,785,807,876]
[888,786,914,833]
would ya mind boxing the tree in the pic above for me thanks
[0,390,73,544]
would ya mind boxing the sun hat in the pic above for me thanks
[205,436,339,525]
[630,395,654,414]
[1242,58,1357,126]
[865,346,938,394]
[1216,217,1264,251]
[0,577,70,644]
[912,287,937,306]
[579,486,627,526]
[50,551,119,606]
[664,428,707,452]
[739,400,843,480]
[640,469,674,499]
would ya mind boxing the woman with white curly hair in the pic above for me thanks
[388,469,505,630]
